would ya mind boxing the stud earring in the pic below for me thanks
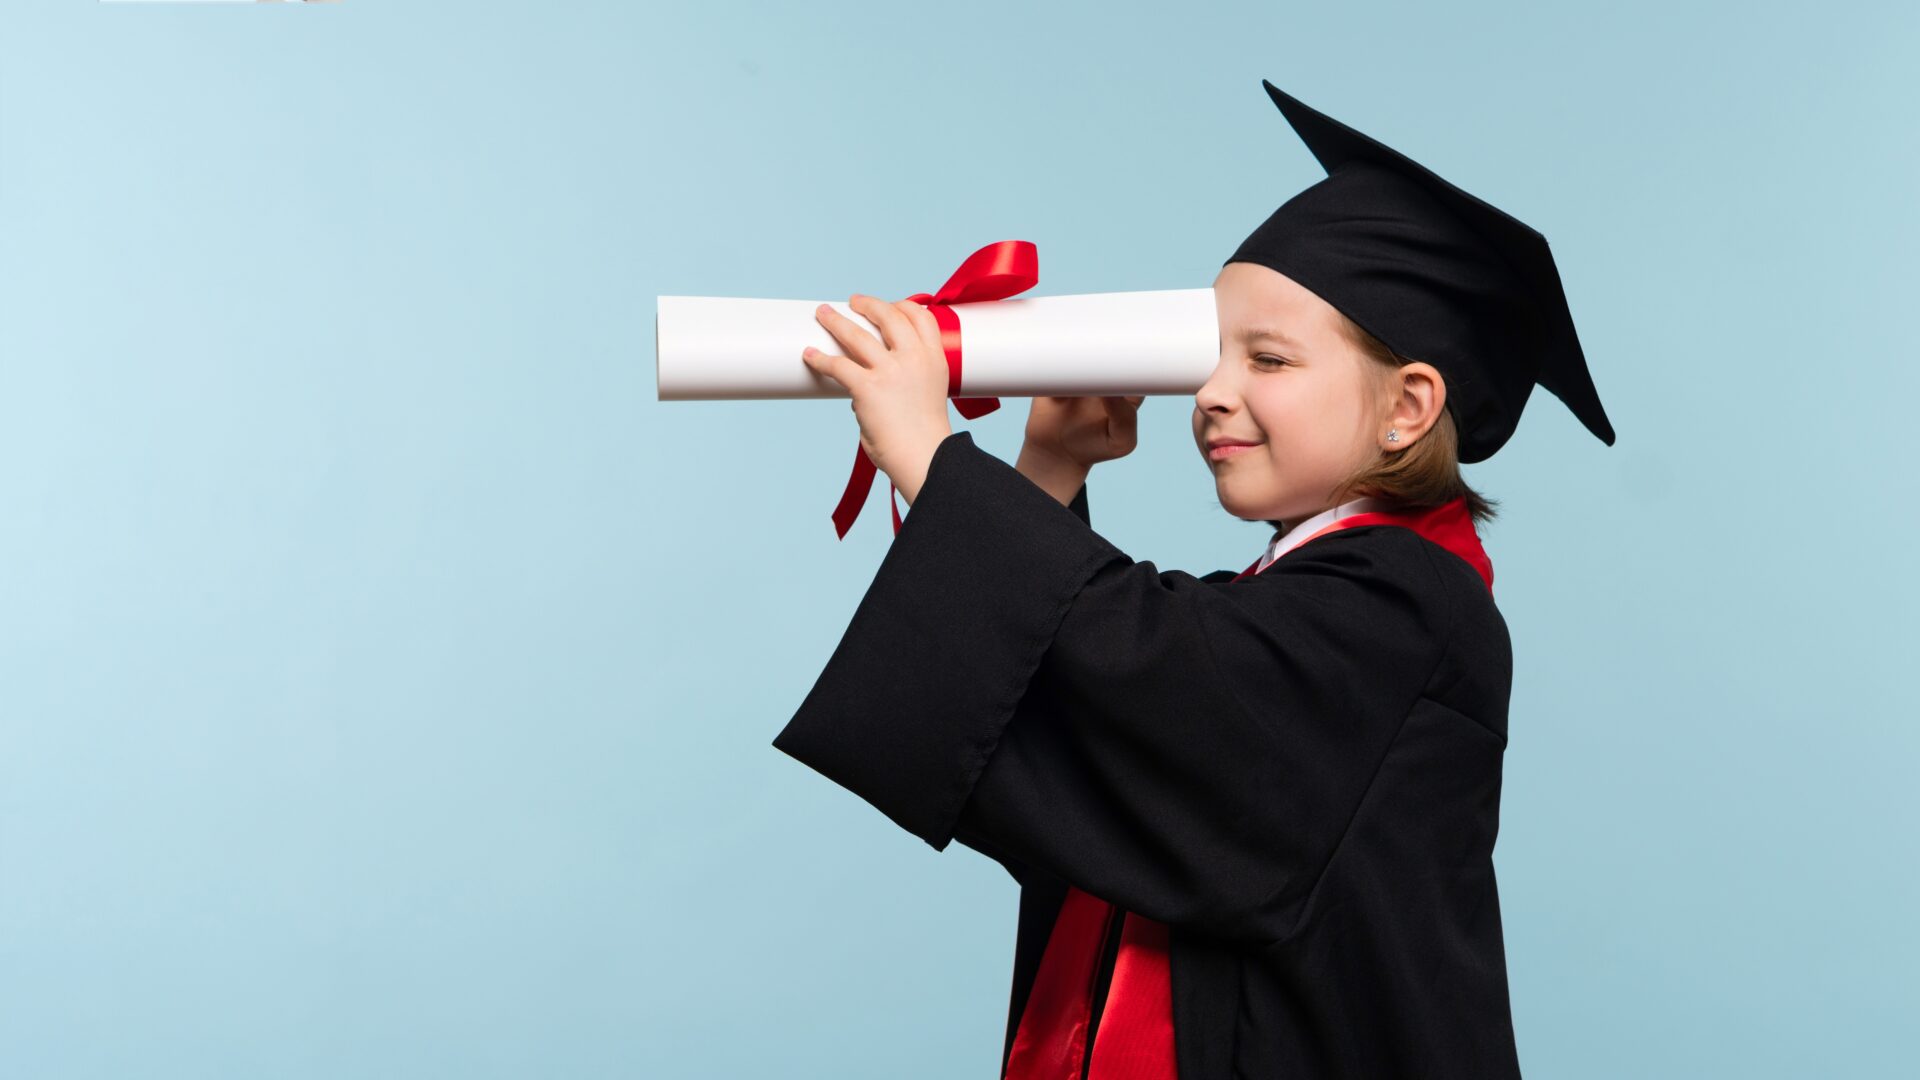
[1386,429,1400,443]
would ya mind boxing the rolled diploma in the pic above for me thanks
[656,288,1217,401]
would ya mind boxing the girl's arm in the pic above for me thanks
[774,430,1456,947]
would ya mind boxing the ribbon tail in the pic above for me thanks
[831,443,880,540]
[953,396,1000,420]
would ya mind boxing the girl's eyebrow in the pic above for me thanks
[1240,327,1306,348]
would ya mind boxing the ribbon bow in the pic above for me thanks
[829,240,1040,539]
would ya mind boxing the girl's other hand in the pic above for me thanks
[1024,395,1147,470]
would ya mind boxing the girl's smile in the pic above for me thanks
[1207,440,1265,462]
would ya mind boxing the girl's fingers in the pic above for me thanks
[802,346,858,389]
[896,298,942,350]
[849,293,915,352]
[815,303,883,368]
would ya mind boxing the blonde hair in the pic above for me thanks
[1261,313,1499,533]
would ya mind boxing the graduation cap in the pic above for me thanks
[1225,80,1615,463]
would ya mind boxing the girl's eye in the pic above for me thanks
[1252,354,1292,368]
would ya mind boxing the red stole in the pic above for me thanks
[1001,496,1492,1080]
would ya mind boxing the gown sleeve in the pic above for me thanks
[772,430,1451,946]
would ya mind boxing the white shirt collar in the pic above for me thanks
[1254,495,1394,574]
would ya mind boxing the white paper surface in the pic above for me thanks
[655,289,1218,401]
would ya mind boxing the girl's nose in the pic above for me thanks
[1194,356,1238,414]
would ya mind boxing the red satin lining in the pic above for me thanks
[1003,888,1117,1079]
[830,240,1038,540]
[1003,496,1491,1079]
[1083,911,1175,1079]
[1236,495,1494,592]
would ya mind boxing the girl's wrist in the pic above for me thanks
[886,426,954,508]
[1016,440,1091,507]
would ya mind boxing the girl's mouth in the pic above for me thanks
[1208,444,1261,462]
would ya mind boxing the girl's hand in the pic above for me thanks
[1024,395,1146,470]
[802,294,955,504]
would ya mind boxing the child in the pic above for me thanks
[778,80,1614,1080]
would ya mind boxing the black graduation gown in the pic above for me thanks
[773,430,1522,1079]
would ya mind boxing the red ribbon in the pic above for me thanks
[829,240,1040,539]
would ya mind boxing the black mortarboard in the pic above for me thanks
[1225,80,1615,463]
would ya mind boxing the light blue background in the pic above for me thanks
[3,1,1913,1076]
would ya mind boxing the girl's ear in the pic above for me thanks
[1386,363,1447,448]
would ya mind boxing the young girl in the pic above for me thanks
[777,80,1614,1080]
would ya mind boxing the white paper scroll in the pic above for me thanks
[655,289,1219,401]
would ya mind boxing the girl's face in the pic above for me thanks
[1192,261,1388,527]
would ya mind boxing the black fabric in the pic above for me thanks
[1229,79,1615,464]
[774,430,1521,1078]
